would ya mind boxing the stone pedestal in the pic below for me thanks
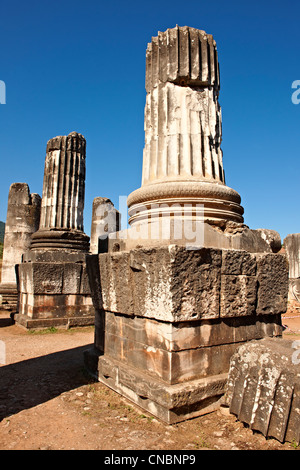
[0,183,41,310]
[16,250,94,329]
[85,246,287,423]
[15,132,95,329]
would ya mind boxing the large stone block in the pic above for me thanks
[221,249,257,276]
[97,246,222,322]
[102,312,282,353]
[89,246,288,322]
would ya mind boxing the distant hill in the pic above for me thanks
[0,221,4,244]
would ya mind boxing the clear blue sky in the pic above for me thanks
[0,0,299,241]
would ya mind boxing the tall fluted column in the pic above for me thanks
[31,132,89,251]
[127,26,244,227]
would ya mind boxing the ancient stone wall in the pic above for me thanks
[0,183,41,308]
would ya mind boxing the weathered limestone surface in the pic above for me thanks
[283,233,300,302]
[143,26,222,185]
[15,133,94,329]
[145,26,220,91]
[90,197,120,254]
[0,183,41,309]
[223,338,300,445]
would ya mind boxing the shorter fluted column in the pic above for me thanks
[31,132,89,251]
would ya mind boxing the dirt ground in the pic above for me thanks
[0,307,299,452]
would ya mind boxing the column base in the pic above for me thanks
[30,228,90,252]
[127,180,244,227]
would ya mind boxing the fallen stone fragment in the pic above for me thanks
[223,338,300,445]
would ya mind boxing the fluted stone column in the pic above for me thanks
[0,183,41,308]
[127,26,244,228]
[31,132,89,251]
[15,132,94,329]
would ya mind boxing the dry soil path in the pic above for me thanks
[0,309,299,452]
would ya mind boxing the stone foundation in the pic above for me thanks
[84,349,228,424]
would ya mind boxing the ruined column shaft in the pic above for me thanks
[127,26,243,229]
[143,27,222,185]
[39,133,85,231]
[283,233,300,302]
[145,27,220,91]
[31,132,89,251]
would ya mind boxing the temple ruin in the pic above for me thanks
[1,25,298,444]
[84,26,290,426]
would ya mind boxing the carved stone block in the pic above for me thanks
[256,253,289,315]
